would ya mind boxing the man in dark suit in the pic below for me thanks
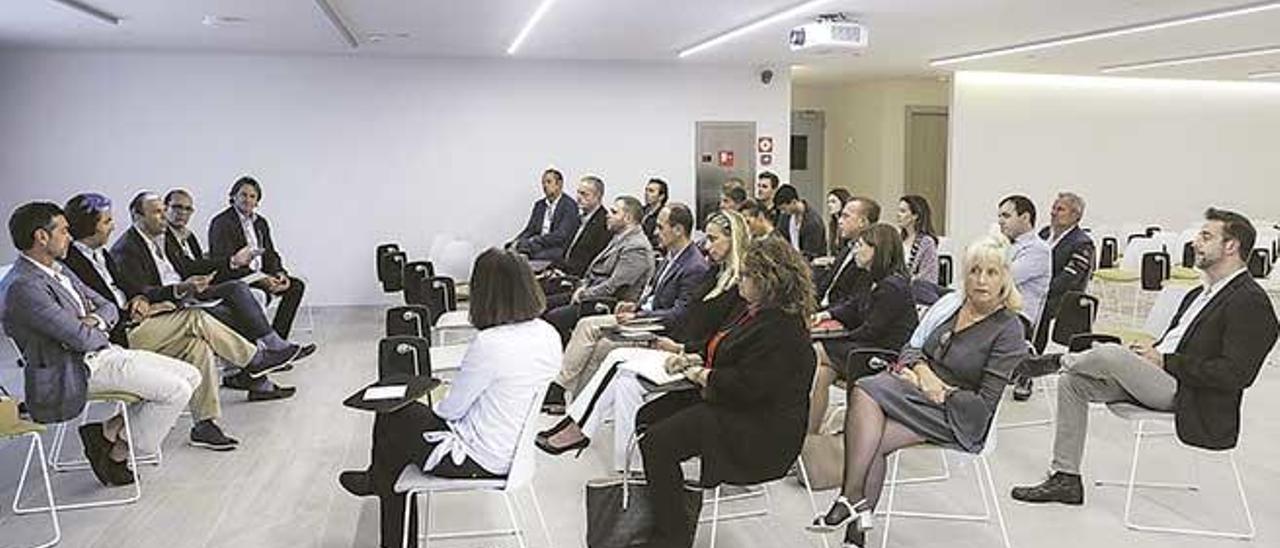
[640,177,668,249]
[1011,208,1278,506]
[544,175,611,282]
[755,171,784,229]
[774,184,827,260]
[113,191,307,400]
[207,176,307,339]
[510,168,581,261]
[814,197,880,311]
[543,202,709,411]
[1015,191,1096,399]
[1,202,201,486]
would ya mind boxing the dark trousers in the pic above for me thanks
[371,403,500,548]
[542,292,580,345]
[637,391,705,548]
[265,275,306,339]
[200,280,274,341]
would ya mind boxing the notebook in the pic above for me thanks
[608,347,687,386]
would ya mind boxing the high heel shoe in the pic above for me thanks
[536,417,575,443]
[806,496,872,533]
[843,523,866,548]
[535,435,590,457]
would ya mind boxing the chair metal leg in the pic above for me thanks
[10,432,63,548]
[526,485,553,548]
[401,491,415,548]
[881,451,901,547]
[50,401,160,472]
[795,455,831,548]
[880,451,1012,547]
[980,457,1013,548]
[501,491,528,548]
[709,485,721,548]
[1000,378,1057,430]
[1103,419,1256,539]
[18,402,141,513]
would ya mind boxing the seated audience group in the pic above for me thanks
[7,165,1277,548]
[1,175,315,488]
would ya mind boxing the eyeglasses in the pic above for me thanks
[169,204,195,213]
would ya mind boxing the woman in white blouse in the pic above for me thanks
[338,248,561,548]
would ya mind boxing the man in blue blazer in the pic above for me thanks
[510,168,581,261]
[1,202,200,486]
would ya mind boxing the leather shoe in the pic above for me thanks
[1016,353,1063,379]
[339,470,375,497]
[1011,472,1084,505]
[1012,375,1034,401]
[248,383,297,402]
[77,422,116,486]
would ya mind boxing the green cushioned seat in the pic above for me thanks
[1170,266,1199,281]
[1,420,47,438]
[1093,268,1139,283]
[89,391,142,404]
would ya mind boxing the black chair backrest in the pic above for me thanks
[386,305,432,338]
[381,251,407,293]
[1181,241,1195,268]
[401,260,436,309]
[577,298,617,319]
[378,335,432,379]
[1140,251,1170,291]
[937,254,954,287]
[1125,233,1146,245]
[1099,237,1118,269]
[1144,226,1161,237]
[1051,291,1098,346]
[1248,248,1272,279]
[1017,314,1036,344]
[376,243,401,283]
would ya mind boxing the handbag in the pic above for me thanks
[585,434,703,548]
[796,433,843,490]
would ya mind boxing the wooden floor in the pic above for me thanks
[1,305,1277,548]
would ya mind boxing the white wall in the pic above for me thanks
[949,71,1280,247]
[793,79,950,205]
[0,50,790,305]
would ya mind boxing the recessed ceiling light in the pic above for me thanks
[931,1,1280,67]
[507,0,560,55]
[678,0,836,58]
[1100,45,1280,73]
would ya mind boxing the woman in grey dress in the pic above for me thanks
[806,235,1029,547]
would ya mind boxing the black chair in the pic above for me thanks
[1248,248,1272,279]
[1125,233,1146,245]
[1099,237,1118,269]
[1140,251,1170,291]
[378,335,432,379]
[577,297,617,319]
[1143,226,1161,237]
[1181,241,1195,268]
[1067,333,1121,353]
[376,243,401,284]
[938,254,954,287]
[382,250,407,292]
[1050,291,1099,348]
[386,305,432,338]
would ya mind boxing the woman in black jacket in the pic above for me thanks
[808,223,919,433]
[636,236,817,548]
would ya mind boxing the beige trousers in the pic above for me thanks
[127,309,257,422]
[558,315,648,397]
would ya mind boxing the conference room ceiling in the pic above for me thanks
[2,1,1278,83]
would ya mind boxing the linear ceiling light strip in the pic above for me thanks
[315,0,359,49]
[930,0,1280,67]
[1248,70,1280,79]
[1100,45,1280,73]
[48,0,121,25]
[677,0,835,58]
[507,0,559,55]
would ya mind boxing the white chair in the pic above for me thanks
[393,390,552,548]
[878,423,1012,548]
[17,391,146,512]
[699,452,829,548]
[1093,402,1255,540]
[4,398,60,548]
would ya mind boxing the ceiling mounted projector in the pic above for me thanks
[789,14,867,54]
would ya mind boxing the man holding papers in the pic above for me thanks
[112,191,309,401]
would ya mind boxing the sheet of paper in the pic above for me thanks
[610,347,686,385]
[239,271,270,285]
[364,385,408,401]
[186,298,224,309]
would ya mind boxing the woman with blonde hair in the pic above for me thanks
[808,235,1028,547]
[536,210,751,468]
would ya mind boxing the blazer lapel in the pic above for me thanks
[1175,276,1246,350]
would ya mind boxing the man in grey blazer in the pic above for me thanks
[1,202,201,487]
[543,195,655,344]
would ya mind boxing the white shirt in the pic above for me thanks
[567,206,599,254]
[540,196,560,236]
[72,241,126,308]
[237,210,263,271]
[1044,224,1078,250]
[136,226,183,286]
[169,227,196,260]
[1156,267,1248,353]
[22,255,86,316]
[425,319,561,475]
[788,213,802,251]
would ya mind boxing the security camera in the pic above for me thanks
[760,69,774,85]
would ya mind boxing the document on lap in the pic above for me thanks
[611,347,686,385]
